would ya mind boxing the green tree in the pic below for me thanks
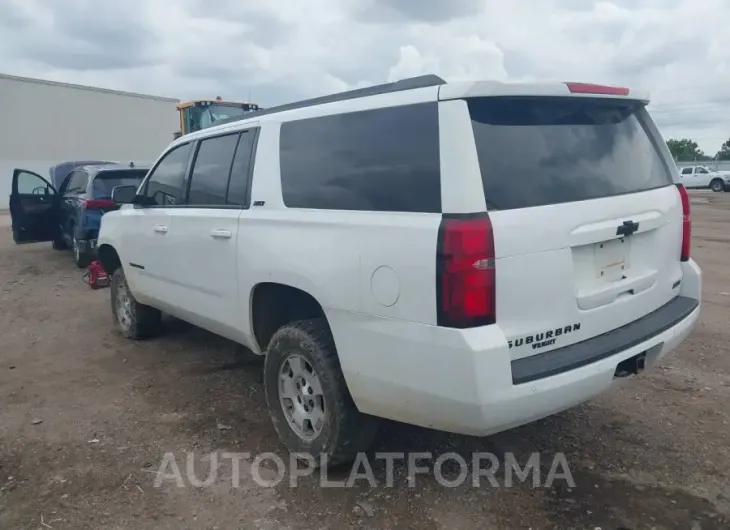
[715,138,730,160]
[666,138,709,162]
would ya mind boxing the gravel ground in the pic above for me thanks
[0,196,729,530]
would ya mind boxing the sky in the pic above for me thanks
[1,0,729,157]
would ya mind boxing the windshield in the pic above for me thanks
[92,170,148,198]
[468,97,673,210]
[195,103,258,129]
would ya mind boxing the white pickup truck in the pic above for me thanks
[677,165,730,192]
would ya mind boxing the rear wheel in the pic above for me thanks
[111,267,162,339]
[72,237,91,268]
[710,178,725,192]
[264,318,380,467]
[52,233,68,250]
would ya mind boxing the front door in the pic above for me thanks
[163,129,256,342]
[9,169,60,244]
[694,167,711,188]
[122,142,195,309]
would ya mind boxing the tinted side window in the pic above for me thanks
[144,143,193,206]
[681,167,692,175]
[227,129,257,206]
[280,103,441,213]
[188,133,240,206]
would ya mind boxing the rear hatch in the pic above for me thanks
[467,95,683,360]
[90,169,147,213]
[81,170,148,237]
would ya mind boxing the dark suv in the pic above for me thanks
[9,163,149,267]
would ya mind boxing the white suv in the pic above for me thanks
[98,75,701,465]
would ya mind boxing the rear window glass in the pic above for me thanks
[92,170,148,198]
[467,97,673,210]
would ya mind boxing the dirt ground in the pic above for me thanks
[0,195,729,530]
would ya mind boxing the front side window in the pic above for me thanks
[143,143,193,206]
[16,171,55,195]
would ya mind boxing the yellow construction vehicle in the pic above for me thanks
[174,97,261,139]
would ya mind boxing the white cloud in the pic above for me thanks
[0,0,729,155]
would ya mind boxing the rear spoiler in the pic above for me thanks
[439,81,650,104]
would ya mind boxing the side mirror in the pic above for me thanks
[111,185,138,204]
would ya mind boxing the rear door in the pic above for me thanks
[81,169,150,240]
[465,96,682,361]
[9,169,60,244]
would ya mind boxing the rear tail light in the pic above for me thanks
[82,199,116,210]
[436,214,496,328]
[566,82,630,96]
[676,184,691,262]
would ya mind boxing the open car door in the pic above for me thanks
[9,169,60,244]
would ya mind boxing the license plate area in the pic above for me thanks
[594,237,630,282]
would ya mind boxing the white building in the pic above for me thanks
[0,73,180,209]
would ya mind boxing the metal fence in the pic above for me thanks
[675,160,730,171]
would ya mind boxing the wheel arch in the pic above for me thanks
[98,243,122,274]
[250,282,330,353]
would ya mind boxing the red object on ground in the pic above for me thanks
[86,260,109,289]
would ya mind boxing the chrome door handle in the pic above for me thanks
[153,225,168,234]
[210,229,232,239]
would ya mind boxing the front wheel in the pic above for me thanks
[710,178,725,192]
[110,268,162,339]
[264,319,380,467]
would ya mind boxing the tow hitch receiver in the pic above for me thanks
[614,352,646,378]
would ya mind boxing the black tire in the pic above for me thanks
[52,236,68,250]
[264,318,380,468]
[110,268,162,339]
[710,178,725,192]
[72,237,91,268]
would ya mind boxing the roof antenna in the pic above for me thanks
[129,161,135,168]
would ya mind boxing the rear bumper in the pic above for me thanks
[334,260,701,436]
[511,295,698,385]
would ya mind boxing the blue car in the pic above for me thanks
[9,162,149,267]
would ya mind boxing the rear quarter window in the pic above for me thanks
[279,102,441,213]
[467,97,673,210]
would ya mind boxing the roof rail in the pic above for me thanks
[214,74,447,126]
